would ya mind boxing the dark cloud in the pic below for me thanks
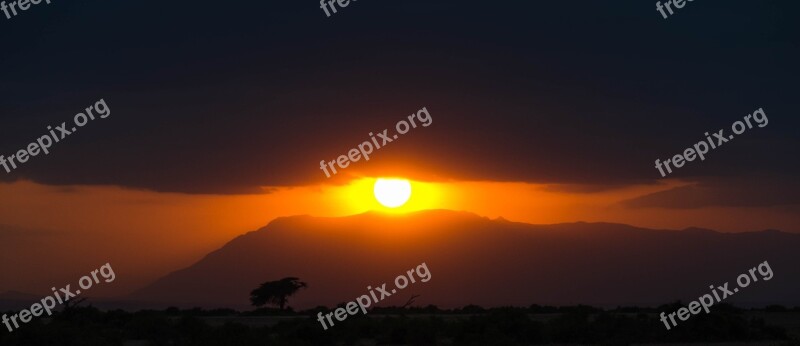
[0,0,798,194]
[622,177,800,209]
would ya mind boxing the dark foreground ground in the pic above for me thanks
[2,304,799,345]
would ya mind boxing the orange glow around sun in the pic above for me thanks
[337,177,442,213]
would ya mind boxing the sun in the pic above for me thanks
[373,178,412,208]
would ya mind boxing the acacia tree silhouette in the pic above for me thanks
[250,277,307,310]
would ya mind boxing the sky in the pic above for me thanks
[0,0,798,296]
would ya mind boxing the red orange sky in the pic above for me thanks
[1,178,798,297]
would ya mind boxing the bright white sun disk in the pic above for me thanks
[373,179,412,208]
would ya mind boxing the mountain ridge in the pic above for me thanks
[128,210,800,309]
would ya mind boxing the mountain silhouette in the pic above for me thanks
[130,210,800,309]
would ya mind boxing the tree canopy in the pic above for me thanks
[250,277,307,310]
